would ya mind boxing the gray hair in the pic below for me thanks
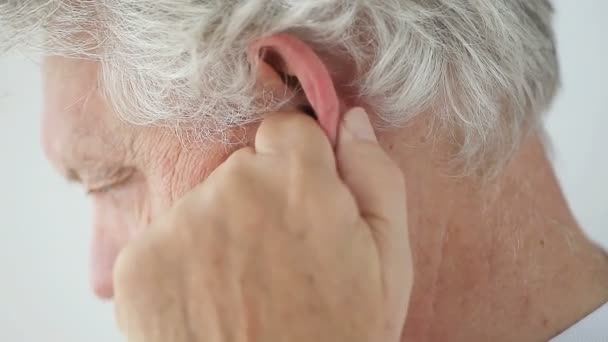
[0,0,559,173]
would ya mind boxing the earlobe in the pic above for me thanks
[248,34,342,146]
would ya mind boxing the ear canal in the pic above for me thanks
[297,104,317,120]
[260,49,316,119]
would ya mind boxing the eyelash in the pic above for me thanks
[87,183,117,195]
[86,170,135,195]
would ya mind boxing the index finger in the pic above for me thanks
[254,111,336,168]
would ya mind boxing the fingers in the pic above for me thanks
[254,111,336,168]
[252,107,407,228]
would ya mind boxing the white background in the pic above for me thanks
[0,1,606,341]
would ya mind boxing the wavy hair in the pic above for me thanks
[0,0,560,173]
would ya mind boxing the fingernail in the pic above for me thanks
[342,107,377,142]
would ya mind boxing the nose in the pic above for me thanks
[90,227,124,299]
[89,200,149,299]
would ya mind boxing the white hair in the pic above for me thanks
[0,0,559,173]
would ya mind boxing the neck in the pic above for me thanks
[383,125,608,342]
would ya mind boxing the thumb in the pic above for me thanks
[337,107,412,339]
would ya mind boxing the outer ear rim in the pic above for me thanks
[248,33,341,146]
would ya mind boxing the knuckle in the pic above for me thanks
[202,151,256,200]
[263,111,311,130]
[113,230,175,294]
[221,147,255,174]
[229,146,256,162]
[290,116,327,143]
[114,231,182,305]
[113,241,148,294]
[261,112,324,143]
[256,113,284,138]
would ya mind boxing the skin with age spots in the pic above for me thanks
[41,31,608,342]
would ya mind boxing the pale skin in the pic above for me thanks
[113,108,412,342]
[41,34,608,341]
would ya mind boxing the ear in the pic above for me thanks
[248,33,342,146]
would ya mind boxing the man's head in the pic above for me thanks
[1,1,559,298]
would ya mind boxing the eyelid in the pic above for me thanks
[86,167,136,195]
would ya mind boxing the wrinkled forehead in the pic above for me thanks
[40,56,102,157]
[40,55,137,162]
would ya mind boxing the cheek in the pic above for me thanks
[134,122,255,206]
[153,144,239,205]
[88,135,245,298]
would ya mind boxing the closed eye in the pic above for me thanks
[86,167,136,195]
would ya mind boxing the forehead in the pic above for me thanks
[41,56,100,132]
[40,56,132,170]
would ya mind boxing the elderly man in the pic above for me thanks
[2,0,607,341]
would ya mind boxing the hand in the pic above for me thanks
[113,107,413,342]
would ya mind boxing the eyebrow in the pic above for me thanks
[61,161,118,185]
[62,161,136,189]
[52,130,132,185]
